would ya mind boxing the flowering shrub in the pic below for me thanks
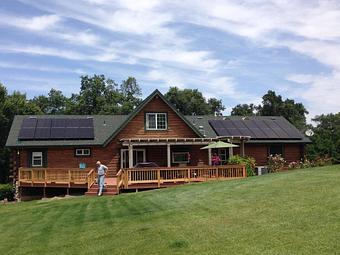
[267,154,285,172]
[288,156,333,170]
[228,155,256,176]
[288,161,300,169]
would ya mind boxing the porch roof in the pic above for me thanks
[120,136,250,146]
[120,137,218,146]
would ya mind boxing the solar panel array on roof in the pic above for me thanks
[209,117,303,139]
[18,118,94,140]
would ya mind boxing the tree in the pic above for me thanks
[0,83,41,183]
[231,90,308,130]
[207,98,225,115]
[64,75,142,115]
[119,77,142,114]
[76,75,107,115]
[164,87,225,115]
[231,104,257,116]
[31,89,67,114]
[257,90,308,130]
[306,113,340,163]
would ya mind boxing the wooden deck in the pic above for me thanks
[116,165,246,192]
[19,165,246,195]
[18,167,96,189]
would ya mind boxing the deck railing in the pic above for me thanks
[119,165,246,189]
[116,169,124,192]
[87,169,96,189]
[18,167,94,187]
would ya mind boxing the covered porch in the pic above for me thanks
[120,137,249,168]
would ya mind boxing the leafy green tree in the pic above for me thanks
[65,75,142,115]
[231,103,257,116]
[76,75,107,114]
[306,113,340,163]
[164,87,225,115]
[207,98,225,115]
[257,90,308,130]
[231,90,308,130]
[119,77,142,114]
[31,89,67,114]
[0,83,41,183]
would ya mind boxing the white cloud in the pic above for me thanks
[286,71,340,118]
[8,0,340,116]
[0,14,61,31]
[0,61,85,74]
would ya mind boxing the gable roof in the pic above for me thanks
[101,89,203,146]
[6,90,203,148]
[5,90,311,148]
[6,115,128,147]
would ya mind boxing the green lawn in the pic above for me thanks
[1,166,340,255]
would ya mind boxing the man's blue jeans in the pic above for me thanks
[98,175,105,194]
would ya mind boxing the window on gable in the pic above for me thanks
[75,148,91,157]
[146,113,167,130]
[32,152,43,167]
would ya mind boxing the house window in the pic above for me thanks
[218,149,229,164]
[75,148,91,157]
[269,144,283,156]
[146,113,167,130]
[172,152,190,163]
[32,152,43,167]
[121,149,146,168]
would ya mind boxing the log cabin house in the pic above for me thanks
[6,89,310,198]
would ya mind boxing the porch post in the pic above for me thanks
[128,144,134,168]
[167,143,171,167]
[208,148,212,166]
[240,139,245,156]
[229,147,234,157]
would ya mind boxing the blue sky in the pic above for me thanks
[1,0,339,120]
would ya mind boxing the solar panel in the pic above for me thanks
[18,117,95,141]
[18,128,35,140]
[78,118,93,127]
[78,127,95,139]
[51,118,66,127]
[66,119,80,127]
[209,118,304,140]
[36,118,52,128]
[50,127,65,139]
[64,127,79,139]
[34,128,51,139]
[21,118,37,128]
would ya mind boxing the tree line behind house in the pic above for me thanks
[0,74,339,183]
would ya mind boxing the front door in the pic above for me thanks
[121,149,146,168]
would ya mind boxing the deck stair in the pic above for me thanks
[106,163,118,178]
[85,177,118,196]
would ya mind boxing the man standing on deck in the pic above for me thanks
[96,161,108,196]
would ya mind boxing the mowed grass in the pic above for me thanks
[1,166,340,255]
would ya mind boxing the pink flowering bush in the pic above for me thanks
[267,154,285,172]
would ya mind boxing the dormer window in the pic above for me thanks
[146,113,167,130]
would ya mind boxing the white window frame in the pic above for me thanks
[218,149,228,164]
[121,149,146,169]
[32,151,43,167]
[75,148,91,156]
[172,152,190,164]
[146,113,167,130]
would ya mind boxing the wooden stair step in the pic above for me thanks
[85,191,118,196]
[91,184,116,189]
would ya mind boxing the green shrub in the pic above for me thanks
[0,184,15,201]
[267,154,285,172]
[228,155,256,176]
